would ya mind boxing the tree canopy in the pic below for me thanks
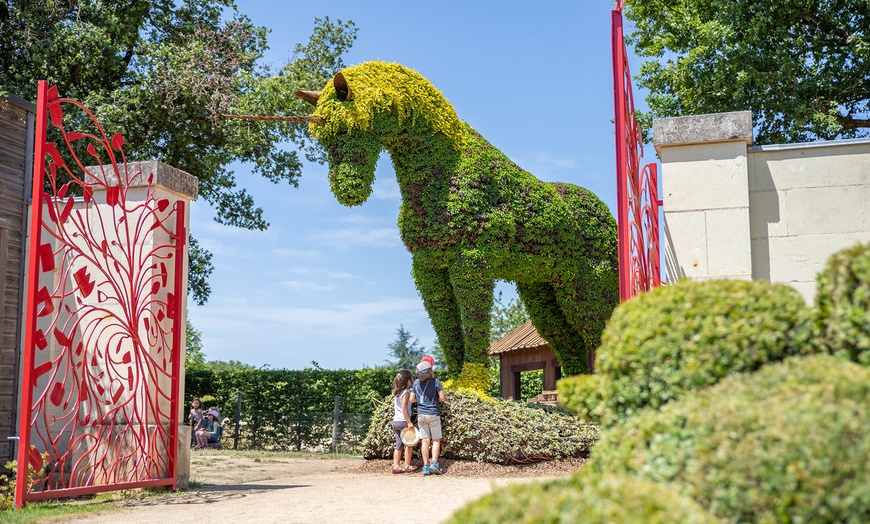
[624,0,870,144]
[489,290,530,343]
[0,1,357,303]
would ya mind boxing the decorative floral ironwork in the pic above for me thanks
[16,82,184,506]
[612,4,662,301]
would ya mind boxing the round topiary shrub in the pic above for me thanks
[565,278,813,426]
[588,354,870,523]
[362,390,597,465]
[814,241,870,366]
[556,373,602,423]
[446,472,722,524]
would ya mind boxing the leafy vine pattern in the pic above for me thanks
[18,83,184,500]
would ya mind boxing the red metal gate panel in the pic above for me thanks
[612,2,662,301]
[15,81,184,506]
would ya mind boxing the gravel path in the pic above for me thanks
[56,453,587,524]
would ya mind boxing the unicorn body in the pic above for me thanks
[299,62,617,375]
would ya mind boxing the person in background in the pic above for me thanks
[194,408,221,449]
[410,359,446,475]
[188,398,204,433]
[390,369,420,474]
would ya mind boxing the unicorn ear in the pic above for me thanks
[293,90,321,106]
[333,72,353,102]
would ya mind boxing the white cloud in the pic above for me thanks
[270,248,321,262]
[190,296,431,367]
[278,280,335,292]
[316,227,400,249]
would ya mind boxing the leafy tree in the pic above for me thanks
[0,1,358,303]
[185,316,206,369]
[385,325,426,370]
[624,0,870,144]
[203,359,257,373]
[427,341,449,370]
[489,289,530,343]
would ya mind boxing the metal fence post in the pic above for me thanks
[331,396,340,453]
[233,392,242,450]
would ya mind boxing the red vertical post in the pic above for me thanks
[648,163,661,289]
[15,80,48,509]
[612,8,631,302]
[168,200,187,491]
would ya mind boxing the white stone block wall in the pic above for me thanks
[654,112,870,304]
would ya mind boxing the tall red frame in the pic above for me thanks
[15,81,185,507]
[612,2,662,301]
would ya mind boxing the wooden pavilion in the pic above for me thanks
[487,321,560,404]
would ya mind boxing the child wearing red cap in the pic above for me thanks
[410,359,445,475]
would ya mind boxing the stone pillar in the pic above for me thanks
[653,111,754,282]
[86,160,198,489]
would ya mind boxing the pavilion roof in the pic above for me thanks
[487,321,549,355]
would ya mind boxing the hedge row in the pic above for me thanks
[185,366,397,450]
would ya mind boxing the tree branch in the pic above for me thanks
[837,115,870,131]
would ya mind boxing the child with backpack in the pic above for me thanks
[409,357,445,475]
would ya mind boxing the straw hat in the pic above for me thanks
[400,427,420,447]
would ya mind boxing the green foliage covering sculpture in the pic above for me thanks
[297,61,618,375]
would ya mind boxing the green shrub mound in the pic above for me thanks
[815,241,870,366]
[362,390,597,465]
[561,278,813,426]
[446,472,721,524]
[556,373,600,423]
[588,355,870,524]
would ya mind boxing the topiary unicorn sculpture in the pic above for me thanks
[296,62,617,375]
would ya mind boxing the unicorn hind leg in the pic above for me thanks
[517,281,591,375]
[553,264,619,372]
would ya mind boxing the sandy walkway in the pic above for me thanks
[57,452,583,524]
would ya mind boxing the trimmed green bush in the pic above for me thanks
[588,355,870,523]
[363,390,597,464]
[814,241,870,366]
[561,278,813,426]
[446,473,721,524]
[556,373,601,423]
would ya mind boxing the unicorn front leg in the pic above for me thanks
[411,254,465,373]
[446,254,495,368]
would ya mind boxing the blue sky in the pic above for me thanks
[188,1,652,370]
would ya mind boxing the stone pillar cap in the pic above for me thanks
[85,160,198,200]
[653,111,753,155]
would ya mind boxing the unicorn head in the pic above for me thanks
[296,61,465,207]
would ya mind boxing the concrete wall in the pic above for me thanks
[654,111,870,303]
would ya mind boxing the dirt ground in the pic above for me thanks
[57,451,587,524]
